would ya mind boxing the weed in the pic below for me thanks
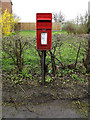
[46,76,53,83]
[10,74,24,85]
[71,74,84,82]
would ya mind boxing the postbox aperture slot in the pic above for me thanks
[37,20,51,22]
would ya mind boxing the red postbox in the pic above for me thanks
[36,13,52,50]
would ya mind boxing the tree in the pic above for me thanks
[76,16,79,26]
[87,15,90,33]
[53,11,65,23]
[53,11,65,30]
[63,12,89,34]
[83,15,90,73]
[13,13,20,31]
[83,35,90,73]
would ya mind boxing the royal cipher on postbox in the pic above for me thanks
[36,13,52,50]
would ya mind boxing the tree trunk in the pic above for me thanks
[83,35,90,73]
[50,51,56,76]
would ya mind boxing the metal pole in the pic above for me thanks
[41,51,46,84]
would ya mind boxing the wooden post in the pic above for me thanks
[41,51,46,84]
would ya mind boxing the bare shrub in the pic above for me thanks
[63,22,76,34]
[2,35,31,73]
[63,12,89,34]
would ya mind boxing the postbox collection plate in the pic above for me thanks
[36,13,52,50]
[41,33,47,45]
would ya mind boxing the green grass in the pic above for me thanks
[52,30,68,35]
[19,30,68,37]
[19,30,36,37]
[60,40,84,64]
[2,30,87,76]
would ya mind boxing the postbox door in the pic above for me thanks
[37,29,51,50]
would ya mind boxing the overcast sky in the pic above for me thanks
[11,0,89,22]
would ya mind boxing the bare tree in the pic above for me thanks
[53,11,65,30]
[83,35,90,73]
[13,13,20,20]
[53,11,65,23]
[78,12,88,25]
[87,15,90,33]
[58,11,65,23]
[53,12,58,22]
[13,13,20,32]
[76,16,79,26]
[83,15,90,73]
